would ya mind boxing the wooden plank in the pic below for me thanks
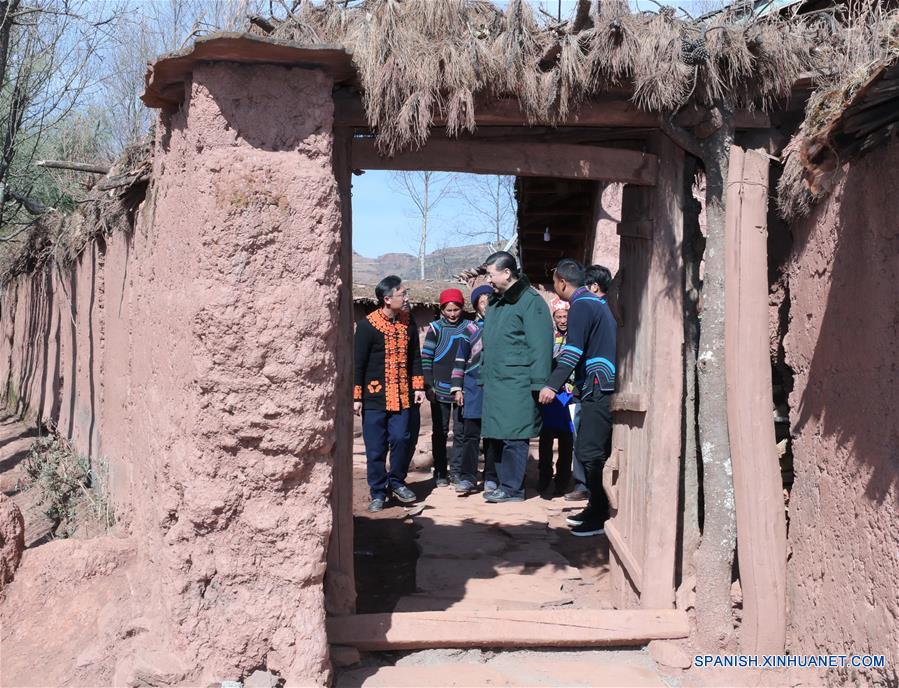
[610,390,647,412]
[604,520,644,591]
[335,92,770,129]
[143,34,354,107]
[324,129,356,615]
[352,139,658,186]
[724,145,786,655]
[617,221,654,240]
[640,133,684,610]
[326,609,689,650]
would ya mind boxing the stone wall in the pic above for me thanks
[0,62,346,685]
[784,138,898,686]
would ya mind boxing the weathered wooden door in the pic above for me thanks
[603,135,685,609]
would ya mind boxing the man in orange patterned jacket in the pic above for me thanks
[354,275,426,512]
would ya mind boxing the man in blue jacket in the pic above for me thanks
[539,259,617,536]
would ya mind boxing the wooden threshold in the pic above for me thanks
[327,609,689,651]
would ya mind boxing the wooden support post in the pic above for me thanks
[352,138,658,186]
[640,133,685,609]
[724,146,787,654]
[325,128,356,615]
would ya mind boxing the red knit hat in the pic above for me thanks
[439,288,465,307]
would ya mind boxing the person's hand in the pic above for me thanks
[353,401,362,416]
[414,390,426,405]
[538,387,557,405]
[454,390,464,406]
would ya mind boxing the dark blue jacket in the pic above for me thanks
[546,287,617,397]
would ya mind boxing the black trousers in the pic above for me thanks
[575,392,613,520]
[458,416,482,485]
[431,400,463,479]
[538,428,573,490]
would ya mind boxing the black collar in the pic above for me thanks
[497,275,531,305]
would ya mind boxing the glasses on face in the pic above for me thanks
[390,290,410,300]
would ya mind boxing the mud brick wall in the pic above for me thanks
[0,63,346,685]
[784,138,898,686]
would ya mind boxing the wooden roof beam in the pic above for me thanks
[352,138,658,186]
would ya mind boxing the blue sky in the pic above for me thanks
[352,171,499,258]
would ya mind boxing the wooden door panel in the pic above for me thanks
[605,135,684,610]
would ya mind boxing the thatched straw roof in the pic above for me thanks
[778,8,899,219]
[250,0,831,154]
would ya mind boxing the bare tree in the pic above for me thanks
[454,174,516,252]
[0,0,126,235]
[390,170,453,280]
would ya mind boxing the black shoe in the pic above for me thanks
[570,520,605,537]
[367,498,385,513]
[564,489,589,502]
[392,485,417,503]
[566,508,594,527]
[484,489,525,503]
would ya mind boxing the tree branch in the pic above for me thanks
[659,117,704,160]
[6,188,48,214]
[36,159,110,174]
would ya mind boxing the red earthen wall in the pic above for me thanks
[0,63,344,685]
[784,138,898,686]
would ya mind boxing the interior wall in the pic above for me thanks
[784,137,898,686]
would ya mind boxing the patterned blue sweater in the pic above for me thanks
[546,288,617,396]
[422,317,473,403]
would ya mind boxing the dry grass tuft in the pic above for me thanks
[268,0,828,153]
[777,4,899,220]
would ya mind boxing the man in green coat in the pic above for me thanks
[479,251,554,502]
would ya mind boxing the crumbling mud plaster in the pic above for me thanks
[784,138,898,687]
[0,62,344,685]
[132,63,342,684]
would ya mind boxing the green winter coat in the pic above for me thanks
[480,275,554,440]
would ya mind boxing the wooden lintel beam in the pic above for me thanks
[352,139,657,186]
[327,609,689,650]
[335,93,770,130]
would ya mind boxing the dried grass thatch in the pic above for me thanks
[262,0,826,154]
[0,140,151,286]
[777,5,899,220]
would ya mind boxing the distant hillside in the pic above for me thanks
[353,243,491,282]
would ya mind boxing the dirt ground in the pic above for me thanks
[351,409,611,616]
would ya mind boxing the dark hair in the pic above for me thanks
[484,251,520,278]
[553,258,585,287]
[375,275,403,306]
[585,264,612,293]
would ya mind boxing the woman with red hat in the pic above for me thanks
[422,288,472,486]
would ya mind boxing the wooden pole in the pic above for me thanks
[36,160,110,174]
[724,145,787,654]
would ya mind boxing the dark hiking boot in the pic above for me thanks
[455,480,476,496]
[392,485,417,504]
[566,507,594,527]
[484,489,525,503]
[570,520,605,537]
[367,498,385,513]
[564,489,589,502]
